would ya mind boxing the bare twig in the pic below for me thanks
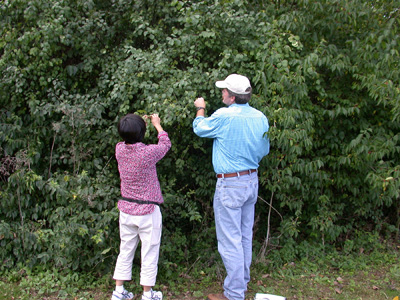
[257,192,284,261]
[48,133,56,179]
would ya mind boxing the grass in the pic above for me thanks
[246,250,400,300]
[1,247,399,300]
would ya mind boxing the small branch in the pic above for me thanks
[48,133,56,179]
[184,255,201,276]
[257,192,284,261]
[101,155,114,174]
[265,192,274,252]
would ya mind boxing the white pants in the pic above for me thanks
[113,206,162,286]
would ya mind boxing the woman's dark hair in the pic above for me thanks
[227,87,252,104]
[118,114,146,144]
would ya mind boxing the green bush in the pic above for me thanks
[1,0,399,273]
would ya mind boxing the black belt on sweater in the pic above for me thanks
[121,197,160,206]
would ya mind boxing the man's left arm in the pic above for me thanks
[262,117,270,156]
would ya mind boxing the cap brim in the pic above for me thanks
[215,80,228,89]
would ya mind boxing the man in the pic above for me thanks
[193,74,270,300]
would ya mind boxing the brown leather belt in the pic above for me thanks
[216,169,257,178]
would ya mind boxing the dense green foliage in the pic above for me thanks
[1,0,399,274]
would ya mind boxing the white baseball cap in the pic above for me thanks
[215,74,251,94]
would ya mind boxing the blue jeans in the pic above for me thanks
[213,172,259,300]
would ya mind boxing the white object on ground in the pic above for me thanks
[254,293,286,300]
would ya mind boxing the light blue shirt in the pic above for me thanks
[193,103,270,174]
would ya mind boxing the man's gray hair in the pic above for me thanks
[227,87,252,104]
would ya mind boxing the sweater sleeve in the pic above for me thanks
[142,131,171,165]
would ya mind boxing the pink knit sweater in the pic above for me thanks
[116,131,171,215]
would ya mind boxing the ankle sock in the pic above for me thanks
[143,289,152,297]
[116,285,124,293]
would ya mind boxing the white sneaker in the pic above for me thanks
[111,288,134,300]
[141,290,163,300]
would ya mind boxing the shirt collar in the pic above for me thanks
[229,103,250,108]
